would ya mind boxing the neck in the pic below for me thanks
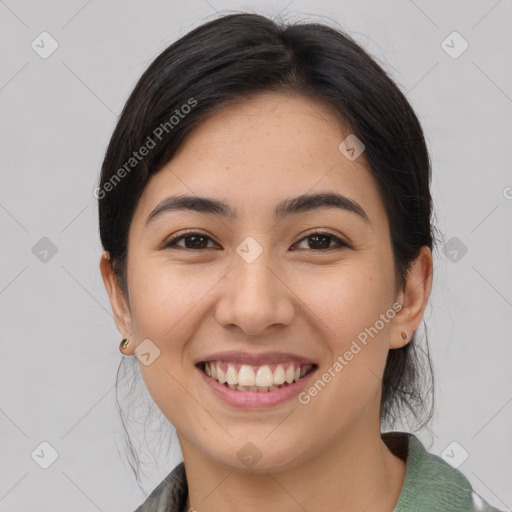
[179,423,406,512]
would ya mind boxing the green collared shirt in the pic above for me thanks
[134,431,506,512]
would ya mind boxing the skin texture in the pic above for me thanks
[100,92,433,512]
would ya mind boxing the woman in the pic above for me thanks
[97,12,504,512]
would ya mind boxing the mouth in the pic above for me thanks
[197,360,318,392]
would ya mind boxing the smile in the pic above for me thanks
[199,361,316,392]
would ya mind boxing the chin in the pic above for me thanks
[203,436,312,474]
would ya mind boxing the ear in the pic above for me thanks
[389,245,433,349]
[99,251,135,354]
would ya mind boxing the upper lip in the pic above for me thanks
[195,351,317,367]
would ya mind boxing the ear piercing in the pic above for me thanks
[120,338,129,351]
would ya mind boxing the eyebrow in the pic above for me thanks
[144,192,370,226]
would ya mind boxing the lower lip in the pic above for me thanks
[197,365,317,408]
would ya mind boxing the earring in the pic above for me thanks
[120,338,129,352]
[401,331,407,342]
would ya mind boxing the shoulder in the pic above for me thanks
[133,462,188,512]
[385,431,506,512]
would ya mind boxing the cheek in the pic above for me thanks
[127,260,212,424]
[293,256,395,400]
[127,257,213,341]
[295,257,395,344]
[292,262,395,423]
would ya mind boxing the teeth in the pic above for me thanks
[203,361,314,391]
[273,364,285,385]
[234,384,259,391]
[255,365,273,387]
[238,365,256,386]
[226,364,238,385]
[301,364,313,377]
[217,366,226,384]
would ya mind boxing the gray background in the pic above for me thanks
[1,0,511,510]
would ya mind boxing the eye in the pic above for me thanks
[163,230,218,250]
[292,231,349,252]
[163,230,349,252]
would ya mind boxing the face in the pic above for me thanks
[101,92,432,472]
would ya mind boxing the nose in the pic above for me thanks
[214,248,296,336]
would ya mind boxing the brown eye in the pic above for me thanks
[164,232,217,250]
[292,231,349,252]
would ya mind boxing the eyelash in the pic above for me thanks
[163,230,350,252]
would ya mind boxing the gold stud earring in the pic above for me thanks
[401,331,407,342]
[120,338,129,352]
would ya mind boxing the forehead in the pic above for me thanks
[132,93,387,229]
